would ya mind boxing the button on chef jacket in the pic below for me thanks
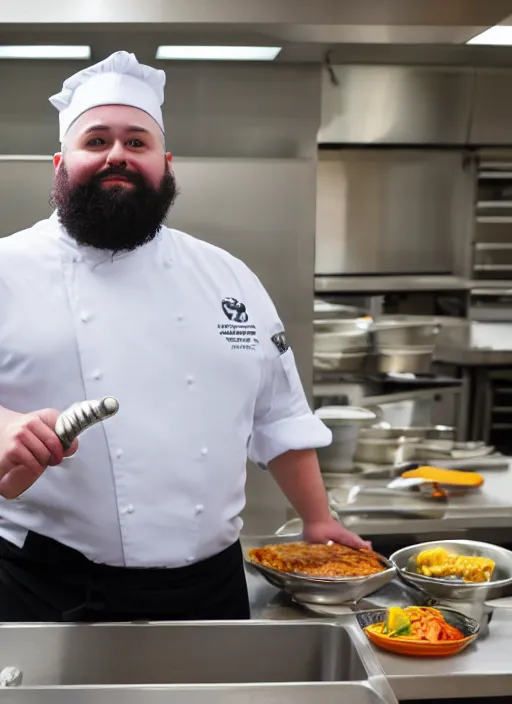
[0,214,332,568]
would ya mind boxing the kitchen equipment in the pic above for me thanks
[55,396,119,450]
[359,425,424,440]
[354,437,419,466]
[0,619,399,701]
[373,350,435,375]
[329,486,448,521]
[390,540,512,603]
[313,351,368,373]
[371,316,440,352]
[314,318,373,354]
[359,424,453,440]
[414,440,494,461]
[245,536,396,606]
[388,466,485,498]
[314,298,363,320]
[425,425,455,441]
[368,397,434,428]
[0,667,22,687]
[473,162,512,280]
[314,406,377,472]
[357,607,479,657]
[434,316,471,350]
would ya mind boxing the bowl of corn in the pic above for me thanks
[390,540,512,601]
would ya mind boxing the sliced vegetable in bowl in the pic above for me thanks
[357,606,479,657]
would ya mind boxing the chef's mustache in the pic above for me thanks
[93,166,147,189]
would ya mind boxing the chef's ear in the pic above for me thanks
[53,153,62,171]
[166,152,173,165]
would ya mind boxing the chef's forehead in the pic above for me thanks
[65,105,165,143]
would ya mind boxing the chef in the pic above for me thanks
[0,51,367,622]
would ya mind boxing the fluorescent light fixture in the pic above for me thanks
[156,45,281,61]
[0,45,91,59]
[467,26,512,45]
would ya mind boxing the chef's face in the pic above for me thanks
[50,105,178,253]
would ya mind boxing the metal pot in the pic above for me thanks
[313,351,368,373]
[373,349,434,374]
[359,424,455,441]
[313,299,363,320]
[359,425,429,440]
[366,398,434,428]
[314,406,377,473]
[314,318,373,354]
[372,315,440,350]
[354,436,419,465]
[425,425,455,441]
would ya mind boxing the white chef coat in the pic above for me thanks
[0,213,331,567]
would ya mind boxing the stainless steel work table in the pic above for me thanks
[247,566,512,701]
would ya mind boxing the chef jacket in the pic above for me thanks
[0,213,331,568]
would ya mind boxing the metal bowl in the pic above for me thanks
[371,316,440,349]
[242,535,396,606]
[390,540,512,601]
[360,425,455,441]
[354,436,420,465]
[359,426,428,440]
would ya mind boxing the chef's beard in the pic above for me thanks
[50,161,178,253]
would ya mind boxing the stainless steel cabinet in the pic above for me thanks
[315,149,470,276]
[318,66,474,146]
[470,70,512,145]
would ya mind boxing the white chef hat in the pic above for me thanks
[49,51,166,142]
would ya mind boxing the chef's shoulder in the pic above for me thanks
[167,227,281,322]
[0,219,51,270]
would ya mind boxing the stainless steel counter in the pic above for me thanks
[247,562,512,700]
[436,346,512,367]
[244,460,512,699]
[335,464,512,538]
[252,464,512,540]
[315,275,468,293]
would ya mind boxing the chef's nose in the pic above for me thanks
[106,140,128,168]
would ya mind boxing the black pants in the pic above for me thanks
[0,532,250,622]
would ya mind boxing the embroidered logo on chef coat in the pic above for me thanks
[221,297,249,323]
[271,331,290,355]
[218,297,258,351]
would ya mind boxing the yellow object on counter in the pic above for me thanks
[401,466,484,487]
[415,547,495,583]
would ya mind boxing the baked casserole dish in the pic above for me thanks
[248,541,386,579]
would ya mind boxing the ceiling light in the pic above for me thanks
[156,45,281,61]
[467,26,512,45]
[0,45,91,59]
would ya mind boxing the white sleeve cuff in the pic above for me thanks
[248,413,332,468]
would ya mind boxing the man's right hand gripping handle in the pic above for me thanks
[0,408,79,499]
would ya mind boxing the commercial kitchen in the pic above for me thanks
[5,2,512,703]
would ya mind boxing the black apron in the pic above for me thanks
[0,531,250,622]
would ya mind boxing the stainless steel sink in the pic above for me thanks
[0,683,391,703]
[0,621,369,685]
[0,620,397,703]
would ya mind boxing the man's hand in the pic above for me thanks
[303,516,372,550]
[0,408,78,499]
[269,449,371,550]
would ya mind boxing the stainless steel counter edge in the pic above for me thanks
[315,275,512,294]
[315,275,469,293]
[436,346,512,366]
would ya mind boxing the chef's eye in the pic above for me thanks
[127,138,144,148]
[86,137,106,147]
